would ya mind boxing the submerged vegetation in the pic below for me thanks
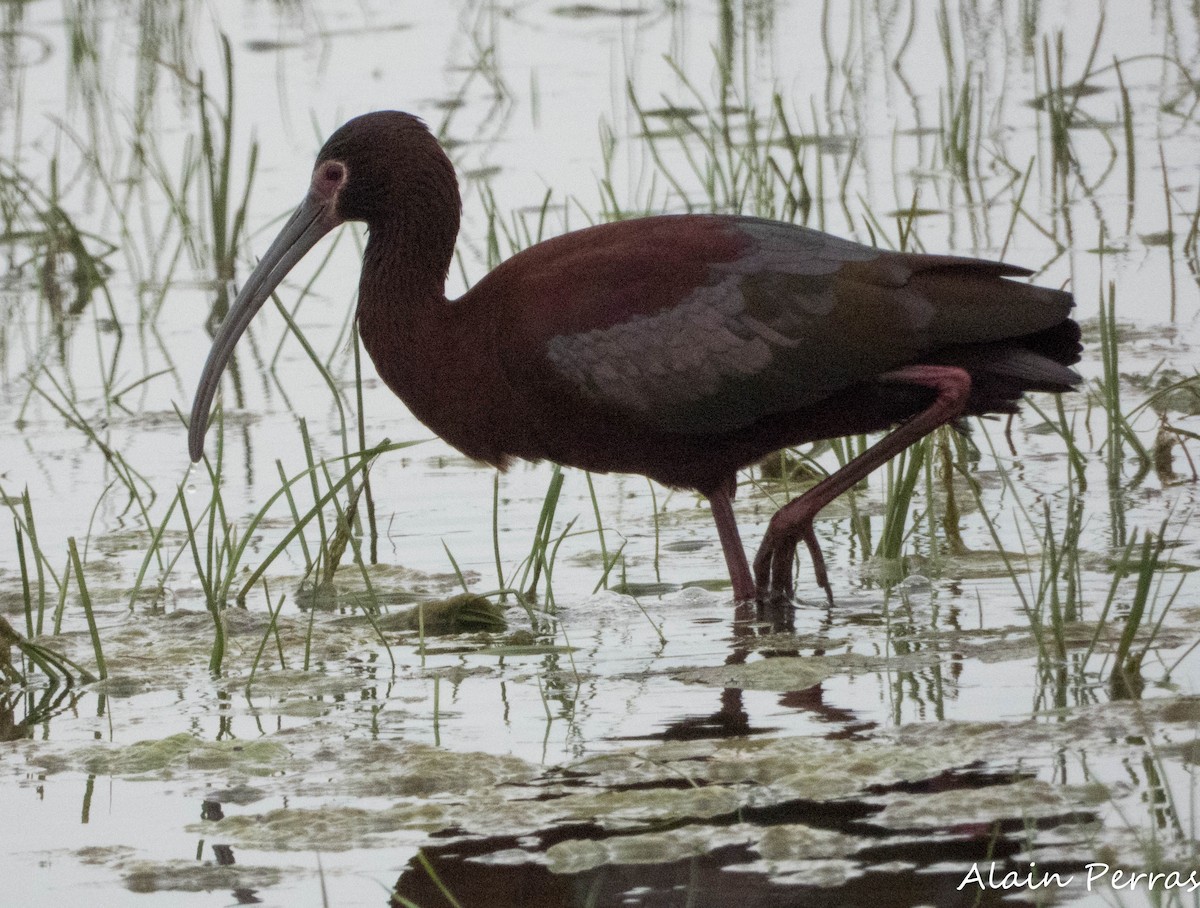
[2,0,1200,904]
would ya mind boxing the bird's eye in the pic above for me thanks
[321,163,344,184]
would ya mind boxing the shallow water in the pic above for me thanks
[3,1,1200,905]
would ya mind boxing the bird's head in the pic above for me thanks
[315,112,459,229]
[186,111,460,463]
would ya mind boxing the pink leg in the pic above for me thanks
[707,478,755,601]
[754,365,973,603]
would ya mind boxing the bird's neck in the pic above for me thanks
[354,229,513,468]
[355,215,458,339]
[356,223,455,389]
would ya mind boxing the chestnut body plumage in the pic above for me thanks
[189,111,1081,602]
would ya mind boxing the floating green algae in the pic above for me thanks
[69,733,291,777]
[375,593,508,634]
[123,860,285,893]
[547,824,758,874]
[871,779,1110,828]
[671,651,940,691]
[309,742,541,799]
[8,575,1200,892]
[177,698,1161,860]
[195,804,417,852]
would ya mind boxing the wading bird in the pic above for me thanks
[188,111,1080,603]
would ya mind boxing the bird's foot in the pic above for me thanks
[747,365,973,606]
[752,523,791,602]
[753,511,834,605]
[801,530,835,606]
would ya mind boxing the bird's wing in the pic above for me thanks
[492,215,1071,435]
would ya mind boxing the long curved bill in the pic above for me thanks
[188,193,342,462]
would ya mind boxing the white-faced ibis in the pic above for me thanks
[189,111,1080,603]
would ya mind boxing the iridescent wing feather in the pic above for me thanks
[499,216,1074,435]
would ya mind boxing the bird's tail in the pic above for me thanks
[933,317,1083,415]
